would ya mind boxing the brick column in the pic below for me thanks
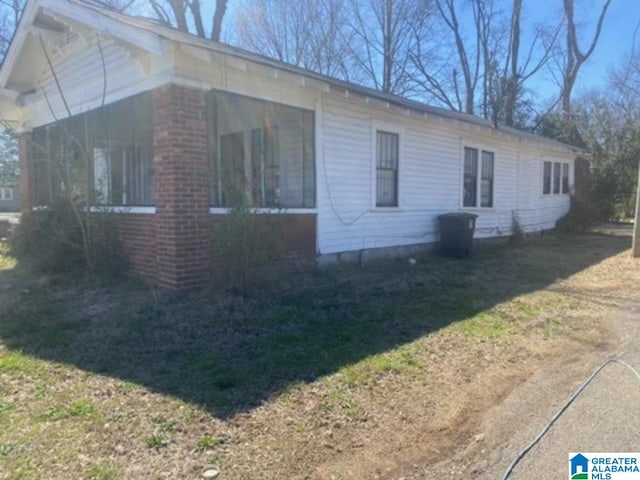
[153,84,211,289]
[18,131,33,215]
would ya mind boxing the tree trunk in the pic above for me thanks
[382,0,392,93]
[632,160,640,257]
[212,0,228,41]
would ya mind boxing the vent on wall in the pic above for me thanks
[66,31,80,44]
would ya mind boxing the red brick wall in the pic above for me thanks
[153,84,211,289]
[110,214,158,282]
[20,85,318,290]
[210,213,317,266]
[18,132,33,214]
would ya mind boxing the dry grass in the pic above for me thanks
[0,232,635,479]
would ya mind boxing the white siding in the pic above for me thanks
[22,29,573,258]
[26,35,172,128]
[317,93,573,256]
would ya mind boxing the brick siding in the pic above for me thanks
[153,84,212,289]
[18,132,33,214]
[210,213,316,264]
[19,85,318,290]
[110,214,158,283]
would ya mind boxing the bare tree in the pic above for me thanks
[560,0,611,115]
[0,0,25,60]
[494,0,561,127]
[414,0,560,125]
[147,0,228,41]
[346,0,433,95]
[234,0,352,78]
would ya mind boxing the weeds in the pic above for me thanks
[144,434,168,449]
[0,232,633,478]
[85,464,118,480]
[197,435,225,452]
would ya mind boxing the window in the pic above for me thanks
[463,147,494,208]
[208,90,315,208]
[553,162,561,194]
[463,147,478,207]
[376,130,399,207]
[481,151,494,207]
[31,91,154,206]
[562,163,570,194]
[543,161,552,195]
[0,188,12,200]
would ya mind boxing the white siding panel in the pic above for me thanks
[317,92,575,256]
[27,37,168,127]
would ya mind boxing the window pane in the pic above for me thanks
[220,131,246,206]
[376,131,398,207]
[210,90,315,208]
[543,161,552,194]
[100,93,154,206]
[553,162,561,194]
[463,147,478,207]
[481,151,494,207]
[31,92,153,207]
[65,116,87,202]
[86,108,108,205]
[302,110,315,208]
[132,92,154,205]
[562,163,569,194]
[265,103,297,207]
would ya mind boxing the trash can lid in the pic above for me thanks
[437,212,479,220]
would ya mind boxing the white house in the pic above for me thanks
[0,0,579,289]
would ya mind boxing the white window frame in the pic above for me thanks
[0,188,13,201]
[461,143,496,209]
[542,159,571,196]
[371,122,403,210]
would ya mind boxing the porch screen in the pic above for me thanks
[30,91,154,207]
[208,90,315,208]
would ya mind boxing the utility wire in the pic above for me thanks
[502,358,640,480]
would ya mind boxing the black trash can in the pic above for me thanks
[437,212,478,258]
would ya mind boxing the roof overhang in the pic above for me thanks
[0,0,582,154]
[0,0,165,94]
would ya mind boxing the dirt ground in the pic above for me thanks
[392,228,640,480]
[0,231,638,480]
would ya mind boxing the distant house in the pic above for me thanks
[0,183,20,212]
[0,0,580,289]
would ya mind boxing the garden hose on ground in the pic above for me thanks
[502,358,640,480]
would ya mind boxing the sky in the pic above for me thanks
[155,0,638,106]
[523,0,640,100]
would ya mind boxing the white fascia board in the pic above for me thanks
[39,0,165,57]
[25,25,65,46]
[0,88,20,100]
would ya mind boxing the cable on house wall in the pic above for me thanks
[502,358,640,480]
[96,34,108,108]
[320,95,371,226]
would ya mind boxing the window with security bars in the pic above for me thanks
[463,147,494,208]
[481,151,494,207]
[376,130,399,207]
[463,147,478,207]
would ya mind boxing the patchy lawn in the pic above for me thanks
[0,233,636,479]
